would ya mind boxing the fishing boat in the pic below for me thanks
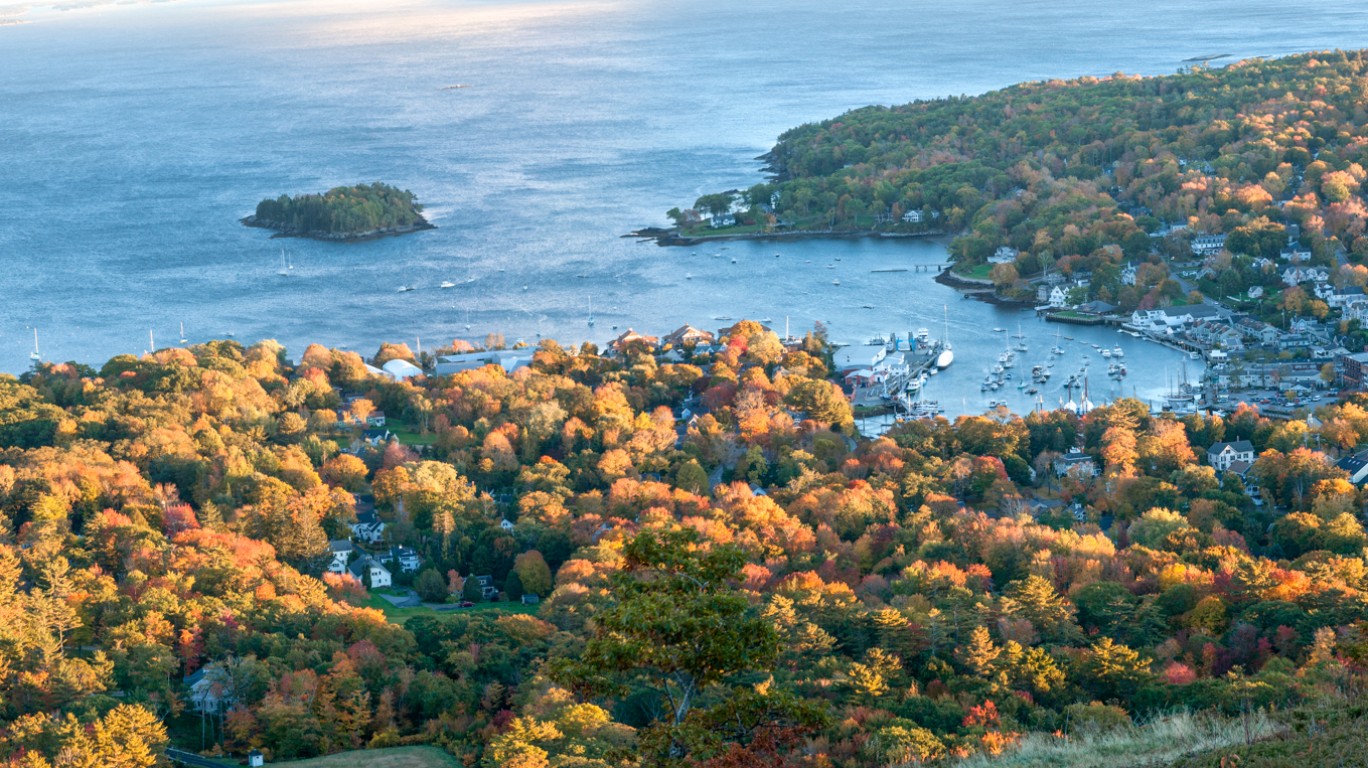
[440,280,456,289]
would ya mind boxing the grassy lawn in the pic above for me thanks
[954,262,995,281]
[361,592,538,625]
[390,427,437,446]
[678,223,767,237]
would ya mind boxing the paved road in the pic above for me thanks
[166,748,228,767]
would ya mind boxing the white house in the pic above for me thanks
[1191,233,1227,256]
[350,509,386,544]
[1048,286,1069,308]
[1053,451,1097,478]
[327,540,354,574]
[989,246,1020,265]
[902,210,924,224]
[1337,449,1368,485]
[349,556,393,588]
[1130,304,1225,333]
[383,545,422,573]
[1282,266,1329,286]
[1207,440,1256,472]
[1329,286,1366,309]
[186,663,235,714]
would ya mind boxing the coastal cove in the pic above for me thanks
[3,0,1364,416]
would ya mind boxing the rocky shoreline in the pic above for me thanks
[624,226,945,246]
[241,215,435,243]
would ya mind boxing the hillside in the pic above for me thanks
[3,327,1368,766]
[677,50,1368,309]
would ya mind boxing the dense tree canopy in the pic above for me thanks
[3,321,1368,766]
[248,182,430,238]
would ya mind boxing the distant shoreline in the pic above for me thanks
[625,226,947,247]
[240,215,435,243]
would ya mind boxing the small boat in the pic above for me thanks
[731,257,738,264]
[397,285,415,292]
[522,285,529,291]
[29,328,40,362]
[179,322,188,345]
[1112,346,1124,357]
[685,273,693,280]
[440,281,456,289]
[832,279,841,286]
[1101,349,1112,358]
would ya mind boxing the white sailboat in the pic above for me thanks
[278,249,289,277]
[935,305,954,369]
[29,328,40,363]
[587,295,596,327]
[179,322,188,345]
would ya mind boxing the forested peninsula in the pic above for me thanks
[672,50,1368,297]
[243,182,434,241]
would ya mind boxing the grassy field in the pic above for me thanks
[1169,703,1368,767]
[362,592,538,625]
[951,712,1281,768]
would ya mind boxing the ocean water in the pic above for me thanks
[3,0,1367,416]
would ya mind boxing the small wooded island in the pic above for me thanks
[242,181,434,241]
